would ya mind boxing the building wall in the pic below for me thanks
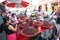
[58,1,60,8]
[39,0,60,15]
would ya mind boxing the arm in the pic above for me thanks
[8,24,17,32]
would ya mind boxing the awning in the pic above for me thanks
[1,0,29,8]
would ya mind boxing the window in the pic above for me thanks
[51,2,58,12]
[45,4,48,11]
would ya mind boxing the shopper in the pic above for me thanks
[51,17,60,40]
[2,16,17,40]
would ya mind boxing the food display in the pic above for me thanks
[17,16,53,40]
[42,21,52,28]
[22,27,38,35]
[21,22,27,25]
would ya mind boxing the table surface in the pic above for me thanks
[17,21,53,40]
[17,23,53,37]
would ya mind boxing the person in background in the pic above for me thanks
[2,16,17,40]
[36,6,44,21]
[2,12,7,18]
[2,12,7,16]
[0,12,3,24]
[51,10,60,24]
[11,14,18,24]
[0,12,7,25]
[51,13,57,24]
[51,17,60,40]
[7,11,12,19]
[0,12,3,33]
[55,17,60,40]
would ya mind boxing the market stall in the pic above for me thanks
[17,20,53,40]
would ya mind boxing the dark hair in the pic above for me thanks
[3,17,9,23]
[56,17,60,24]
[9,11,11,13]
[38,6,42,8]
[12,14,15,16]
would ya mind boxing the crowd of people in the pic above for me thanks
[50,8,60,40]
[0,6,60,40]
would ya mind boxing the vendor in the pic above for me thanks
[36,6,44,21]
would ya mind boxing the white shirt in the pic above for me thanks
[7,13,12,19]
[36,10,44,21]
[11,16,18,24]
